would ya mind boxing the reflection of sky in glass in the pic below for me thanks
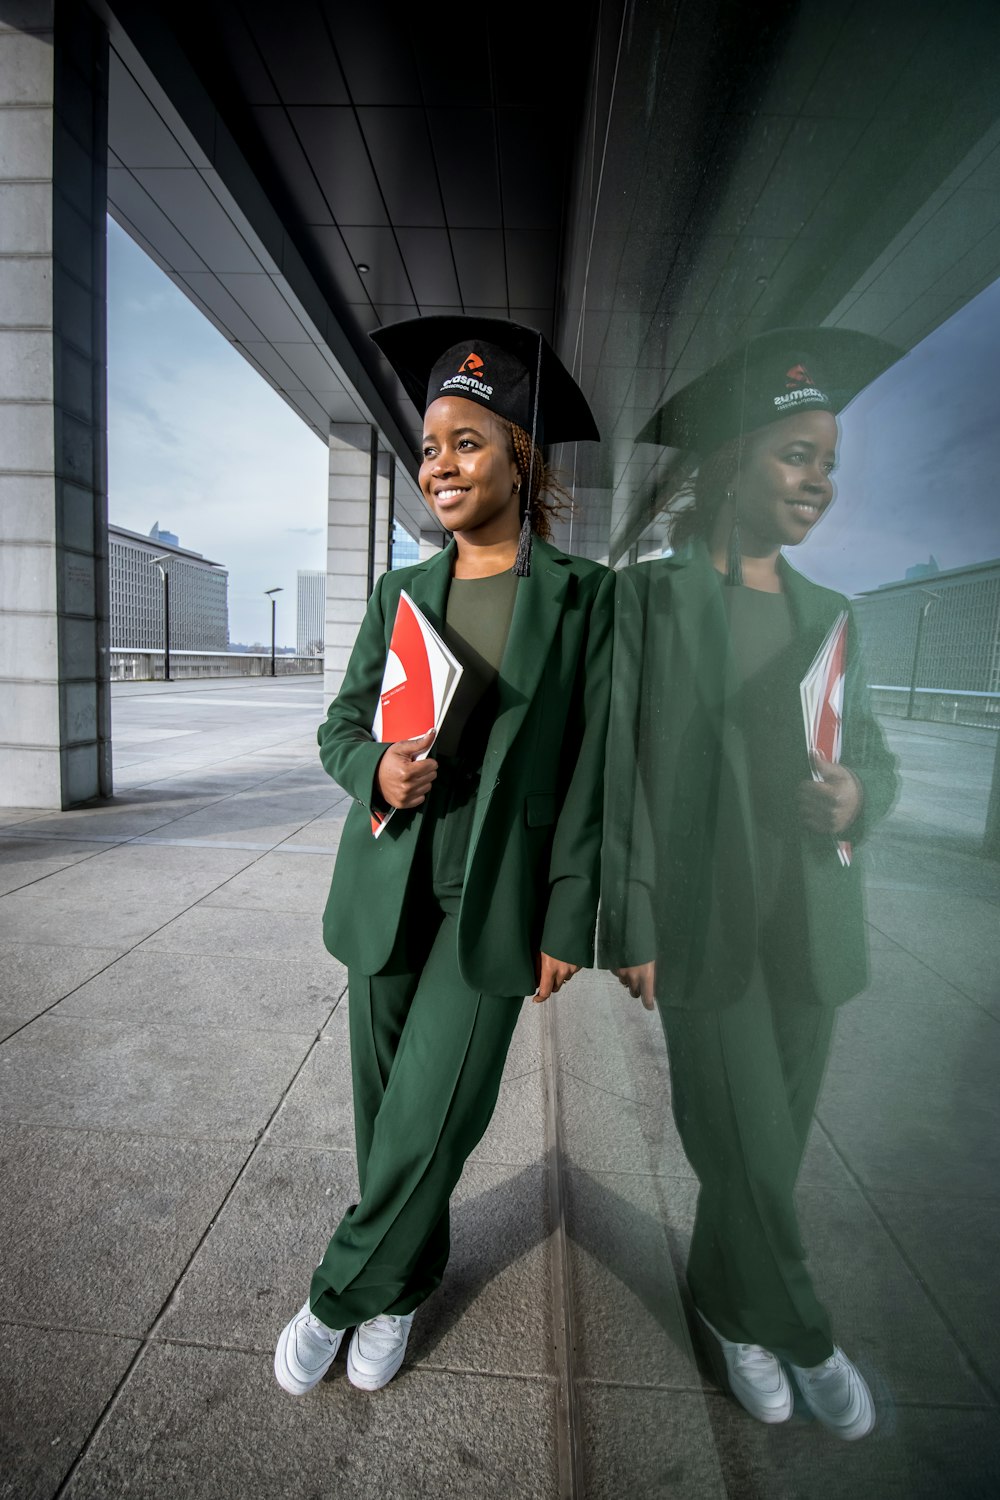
[794,277,1000,596]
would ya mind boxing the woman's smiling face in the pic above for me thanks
[734,409,839,550]
[419,396,521,541]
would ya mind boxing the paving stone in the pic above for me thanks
[0,843,260,948]
[140,906,330,963]
[873,1191,1000,1392]
[64,1344,560,1500]
[704,1389,1000,1500]
[0,835,107,896]
[0,1124,245,1335]
[199,850,335,915]
[818,950,1000,1195]
[0,1017,313,1139]
[565,1166,700,1390]
[578,1385,727,1499]
[53,950,346,1033]
[0,943,121,1016]
[0,1324,139,1500]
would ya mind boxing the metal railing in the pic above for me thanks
[870,685,1000,730]
[109,650,323,681]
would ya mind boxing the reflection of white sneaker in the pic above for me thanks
[698,1312,793,1424]
[274,1301,345,1395]
[789,1347,876,1440]
[346,1312,415,1391]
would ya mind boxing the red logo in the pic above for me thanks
[458,352,484,378]
[785,363,815,389]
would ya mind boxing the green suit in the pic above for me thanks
[310,537,613,1329]
[600,541,899,1363]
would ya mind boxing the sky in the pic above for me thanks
[795,276,1000,593]
[107,214,1000,643]
[106,218,329,647]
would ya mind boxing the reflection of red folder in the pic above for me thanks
[800,611,852,867]
[369,591,463,838]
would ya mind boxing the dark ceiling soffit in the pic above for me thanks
[87,0,420,474]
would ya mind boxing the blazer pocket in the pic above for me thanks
[525,792,556,828]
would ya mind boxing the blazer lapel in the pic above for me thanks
[403,540,455,634]
[481,539,570,783]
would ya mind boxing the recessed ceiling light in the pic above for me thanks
[357,263,370,274]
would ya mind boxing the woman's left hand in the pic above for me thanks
[533,953,580,1003]
[797,755,863,836]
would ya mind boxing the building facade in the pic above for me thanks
[109,525,229,652]
[296,569,325,656]
[854,559,1000,694]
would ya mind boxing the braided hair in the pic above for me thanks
[664,434,747,550]
[497,415,572,542]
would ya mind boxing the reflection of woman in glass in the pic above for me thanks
[602,331,899,1439]
[274,317,612,1396]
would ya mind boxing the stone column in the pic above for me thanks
[323,422,391,702]
[0,0,110,808]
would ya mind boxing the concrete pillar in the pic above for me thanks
[419,526,445,562]
[0,0,110,809]
[323,422,390,702]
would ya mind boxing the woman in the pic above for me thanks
[275,316,612,1395]
[601,329,900,1439]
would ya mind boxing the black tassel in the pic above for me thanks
[725,517,743,587]
[512,505,533,577]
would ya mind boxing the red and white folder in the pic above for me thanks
[800,610,852,867]
[369,591,463,837]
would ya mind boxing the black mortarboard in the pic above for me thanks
[371,315,599,447]
[637,327,899,454]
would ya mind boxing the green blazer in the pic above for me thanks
[319,537,614,996]
[599,541,899,1010]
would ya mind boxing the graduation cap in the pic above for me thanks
[372,315,599,575]
[637,327,899,455]
[371,315,599,448]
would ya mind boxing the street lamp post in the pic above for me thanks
[151,554,173,682]
[906,589,942,721]
[265,587,283,677]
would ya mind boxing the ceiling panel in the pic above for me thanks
[451,229,508,307]
[338,226,414,305]
[358,107,444,227]
[426,109,503,230]
[290,107,388,226]
[394,228,461,306]
[240,0,349,105]
[250,107,334,225]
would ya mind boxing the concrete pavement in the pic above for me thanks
[0,680,997,1497]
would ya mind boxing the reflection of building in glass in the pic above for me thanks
[296,569,325,655]
[109,524,229,650]
[854,558,1000,692]
[391,522,419,570]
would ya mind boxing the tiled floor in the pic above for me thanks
[0,685,997,1498]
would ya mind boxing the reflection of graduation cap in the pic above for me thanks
[637,327,899,454]
[371,315,599,446]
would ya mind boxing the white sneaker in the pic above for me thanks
[346,1312,415,1391]
[273,1300,345,1395]
[789,1346,876,1440]
[698,1311,793,1424]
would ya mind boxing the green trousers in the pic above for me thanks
[662,968,836,1366]
[310,765,523,1330]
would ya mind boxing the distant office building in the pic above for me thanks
[109,524,229,651]
[853,557,1000,693]
[391,521,420,570]
[297,569,325,655]
[148,520,179,548]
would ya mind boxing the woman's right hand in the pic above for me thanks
[614,962,657,1011]
[376,730,438,809]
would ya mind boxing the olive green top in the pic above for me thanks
[722,581,810,987]
[435,569,520,760]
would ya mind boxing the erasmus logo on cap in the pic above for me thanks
[773,359,828,414]
[440,349,495,402]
